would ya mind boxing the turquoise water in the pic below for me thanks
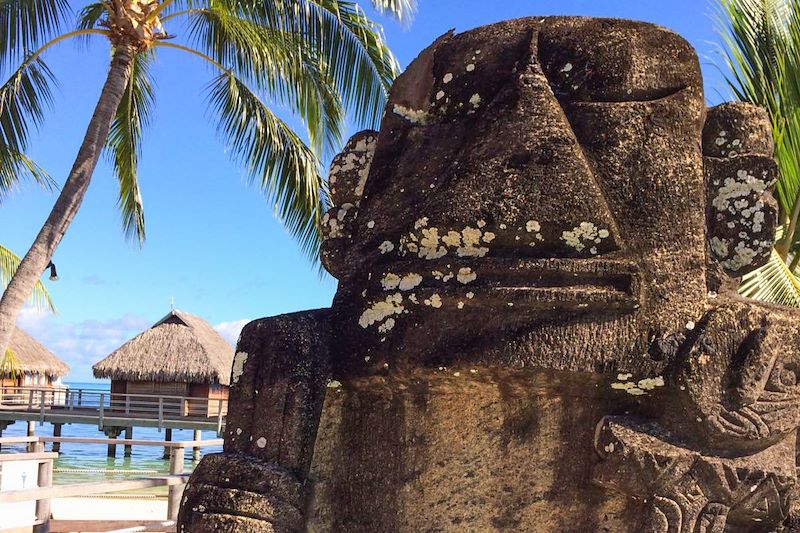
[1,381,223,485]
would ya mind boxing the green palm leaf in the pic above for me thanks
[0,243,55,312]
[0,0,71,68]
[369,0,417,24]
[207,72,324,259]
[105,51,155,245]
[186,6,345,158]
[0,145,53,203]
[0,55,56,155]
[227,0,400,128]
[740,248,800,306]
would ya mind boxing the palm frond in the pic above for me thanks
[0,146,54,203]
[105,51,155,245]
[229,0,400,129]
[369,0,417,24]
[77,1,106,30]
[186,6,345,158]
[0,0,72,68]
[206,72,324,260]
[0,55,56,155]
[740,248,800,306]
[0,243,55,312]
[0,347,22,378]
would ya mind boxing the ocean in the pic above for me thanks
[0,381,223,485]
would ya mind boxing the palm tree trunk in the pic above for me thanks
[0,43,137,355]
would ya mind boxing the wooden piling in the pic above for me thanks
[124,427,133,457]
[27,420,36,452]
[52,423,62,453]
[192,429,202,461]
[32,455,53,533]
[163,428,173,459]
[167,446,185,521]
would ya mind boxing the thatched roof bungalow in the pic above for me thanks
[2,327,69,387]
[93,309,234,417]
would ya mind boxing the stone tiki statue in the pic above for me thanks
[178,17,800,532]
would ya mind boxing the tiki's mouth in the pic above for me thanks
[367,257,641,312]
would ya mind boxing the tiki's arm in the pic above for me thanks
[178,309,331,533]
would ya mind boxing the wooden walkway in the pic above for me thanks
[0,386,227,434]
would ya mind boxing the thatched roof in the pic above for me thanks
[7,327,69,377]
[92,310,234,385]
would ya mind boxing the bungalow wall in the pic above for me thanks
[110,379,228,417]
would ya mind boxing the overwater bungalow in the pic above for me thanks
[92,309,233,417]
[1,327,69,388]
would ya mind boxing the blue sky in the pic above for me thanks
[3,0,736,381]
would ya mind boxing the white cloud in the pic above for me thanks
[15,307,150,382]
[214,319,250,346]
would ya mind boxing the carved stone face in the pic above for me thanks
[321,17,776,377]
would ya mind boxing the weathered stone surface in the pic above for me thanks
[179,16,800,533]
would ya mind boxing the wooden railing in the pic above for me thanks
[0,435,223,532]
[0,386,228,431]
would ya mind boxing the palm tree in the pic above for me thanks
[717,0,800,305]
[0,0,416,356]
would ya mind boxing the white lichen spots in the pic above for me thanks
[327,380,342,389]
[637,376,665,390]
[457,226,489,257]
[617,373,632,381]
[466,63,475,72]
[712,170,769,213]
[379,240,395,254]
[722,241,759,271]
[231,352,248,384]
[443,73,453,84]
[442,272,454,282]
[526,220,541,233]
[367,220,375,229]
[466,291,475,299]
[256,437,267,448]
[561,222,610,253]
[436,90,445,100]
[560,63,573,73]
[424,293,443,308]
[398,273,423,291]
[457,301,465,309]
[710,237,729,257]
[611,381,645,396]
[469,93,482,107]
[507,302,514,307]
[364,356,370,362]
[499,223,507,230]
[453,371,461,377]
[392,104,428,124]
[483,232,496,243]
[359,293,404,329]
[470,369,478,374]
[361,289,367,297]
[409,294,419,304]
[235,428,242,435]
[442,231,462,248]
[378,318,396,333]
[457,267,477,284]
[475,49,481,54]
[698,354,710,365]
[414,217,429,229]
[604,442,615,453]
[686,321,695,330]
[419,228,448,259]
[381,273,401,290]
[477,220,486,228]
